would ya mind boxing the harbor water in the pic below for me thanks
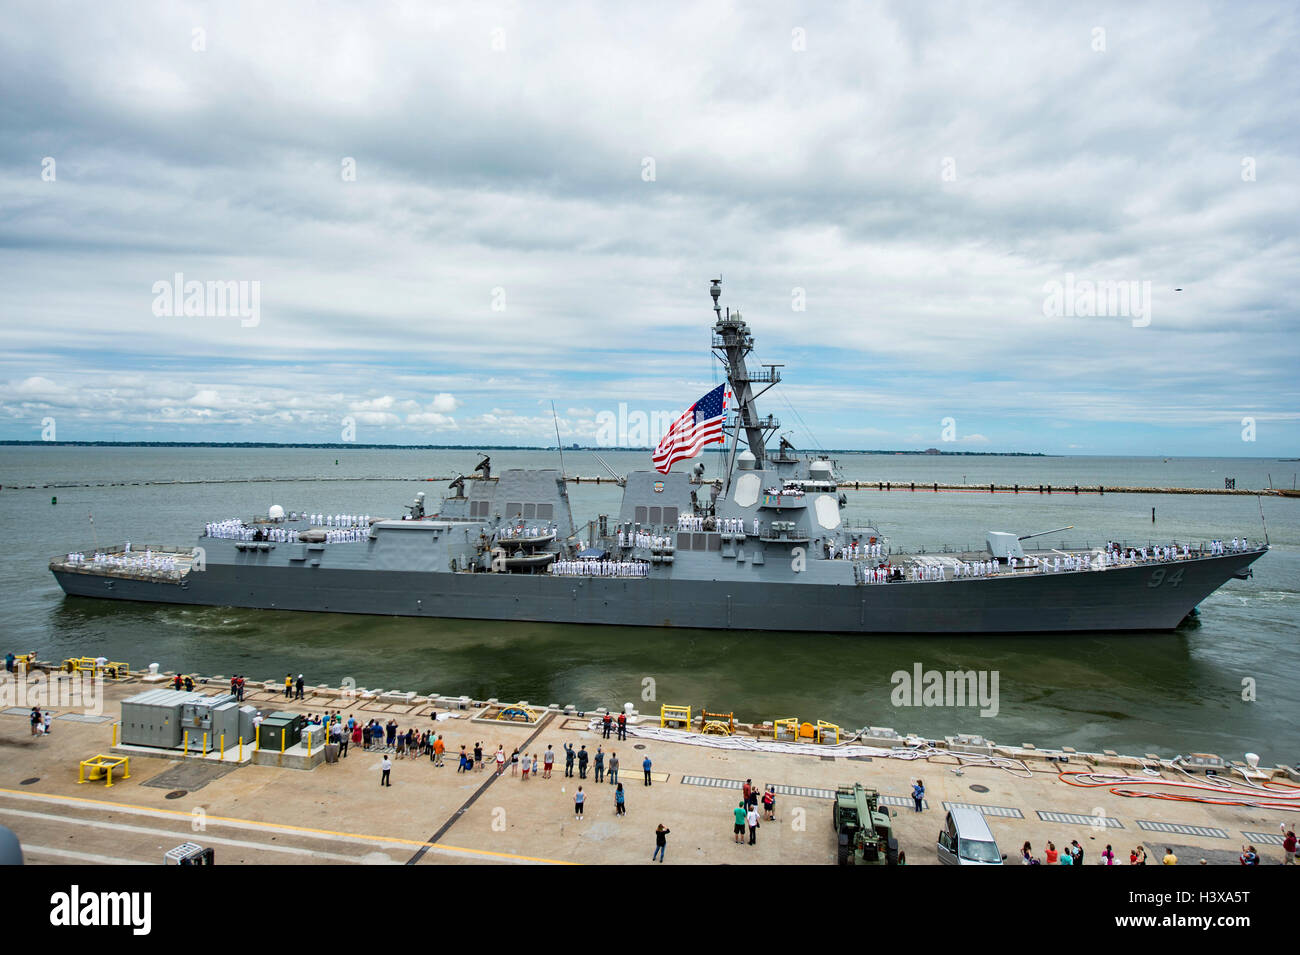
[1,446,1296,763]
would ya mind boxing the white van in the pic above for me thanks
[936,807,1005,865]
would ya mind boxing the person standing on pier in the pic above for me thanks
[733,803,746,844]
[577,745,589,779]
[643,754,653,786]
[564,742,575,777]
[608,751,619,785]
[295,674,305,700]
[284,673,292,698]
[652,824,670,862]
[380,755,392,787]
[912,779,925,812]
[602,712,613,738]
[1281,826,1296,864]
[543,745,554,778]
[594,746,605,783]
[747,805,760,845]
[574,786,585,820]
[617,711,627,740]
[614,783,625,816]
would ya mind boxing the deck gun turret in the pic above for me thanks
[986,526,1073,561]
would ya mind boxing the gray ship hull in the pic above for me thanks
[51,548,1263,634]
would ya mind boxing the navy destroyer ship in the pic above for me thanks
[50,281,1267,633]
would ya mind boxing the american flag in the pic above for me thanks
[652,384,727,474]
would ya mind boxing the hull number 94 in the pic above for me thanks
[1148,567,1184,588]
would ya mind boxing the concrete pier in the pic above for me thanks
[2,668,1293,866]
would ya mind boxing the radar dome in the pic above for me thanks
[268,504,285,521]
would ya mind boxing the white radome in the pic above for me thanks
[268,504,285,520]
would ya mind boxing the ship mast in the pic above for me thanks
[710,278,783,472]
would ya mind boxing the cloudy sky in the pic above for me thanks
[1,1,1297,455]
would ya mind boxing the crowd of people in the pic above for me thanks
[1021,834,1295,865]
[204,519,260,540]
[731,779,779,845]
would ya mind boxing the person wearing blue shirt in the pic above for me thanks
[643,755,653,786]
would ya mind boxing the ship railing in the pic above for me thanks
[901,538,1230,557]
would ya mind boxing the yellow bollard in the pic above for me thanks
[220,733,225,761]
[121,757,129,780]
[78,762,85,785]
[307,732,312,757]
[112,722,118,746]
[239,737,243,761]
[203,732,208,756]
[280,731,285,755]
[184,731,189,756]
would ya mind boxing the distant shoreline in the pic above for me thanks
[0,440,1049,456]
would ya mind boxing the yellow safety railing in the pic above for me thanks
[78,754,130,787]
[659,704,691,730]
[62,656,131,679]
[773,717,798,741]
[816,720,841,744]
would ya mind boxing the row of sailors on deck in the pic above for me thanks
[325,527,366,543]
[310,514,369,527]
[683,516,764,536]
[619,530,672,549]
[764,485,805,497]
[1104,544,1189,563]
[896,560,1001,582]
[67,550,179,572]
[549,559,648,577]
[206,519,255,540]
[498,524,556,540]
[825,541,886,560]
[1211,538,1252,554]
